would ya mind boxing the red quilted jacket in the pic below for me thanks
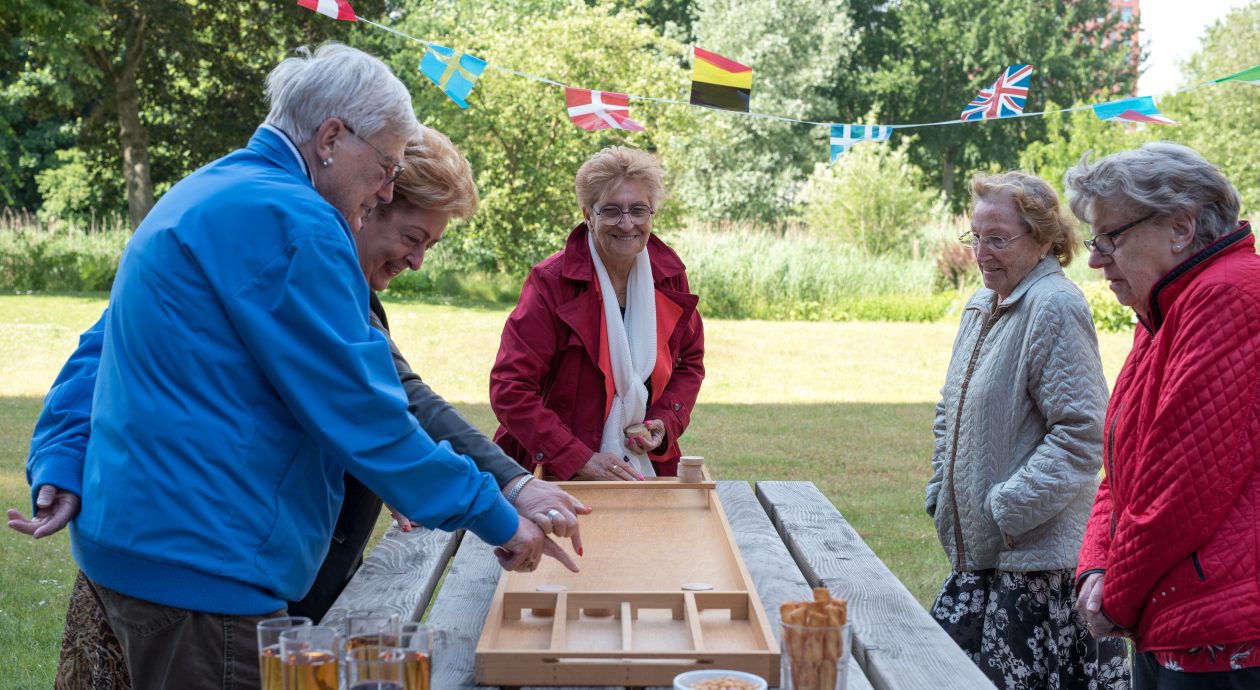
[490,224,705,480]
[1077,222,1260,651]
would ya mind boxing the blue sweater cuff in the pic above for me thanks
[466,495,519,547]
[28,451,84,513]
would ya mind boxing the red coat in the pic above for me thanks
[490,224,705,480]
[1077,222,1260,651]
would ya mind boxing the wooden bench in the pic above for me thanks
[322,480,991,690]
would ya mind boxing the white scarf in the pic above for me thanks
[588,231,658,477]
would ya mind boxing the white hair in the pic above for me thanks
[264,43,422,144]
[1064,142,1241,252]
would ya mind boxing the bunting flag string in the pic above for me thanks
[296,0,1258,163]
[1093,96,1177,125]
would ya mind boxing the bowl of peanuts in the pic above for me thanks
[673,669,768,690]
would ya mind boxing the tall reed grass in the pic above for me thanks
[0,210,129,292]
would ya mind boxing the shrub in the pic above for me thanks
[797,142,944,257]
[0,211,128,291]
[1079,280,1134,333]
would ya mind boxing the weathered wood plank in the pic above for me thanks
[717,481,874,690]
[755,481,995,690]
[319,523,461,632]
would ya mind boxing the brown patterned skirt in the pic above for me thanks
[56,570,131,690]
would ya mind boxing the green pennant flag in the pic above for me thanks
[1215,64,1260,85]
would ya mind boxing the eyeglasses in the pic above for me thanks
[343,123,405,184]
[595,205,654,226]
[1084,211,1157,256]
[959,232,1029,252]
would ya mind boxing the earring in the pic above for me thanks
[322,159,332,167]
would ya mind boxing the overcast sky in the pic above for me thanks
[1138,0,1255,94]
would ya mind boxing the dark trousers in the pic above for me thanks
[1133,651,1260,690]
[85,576,284,690]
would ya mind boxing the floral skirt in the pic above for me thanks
[56,570,131,690]
[930,568,1130,690]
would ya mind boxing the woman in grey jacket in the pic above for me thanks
[925,172,1128,689]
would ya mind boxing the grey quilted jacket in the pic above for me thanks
[925,257,1107,572]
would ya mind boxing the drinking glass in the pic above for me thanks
[280,625,341,690]
[345,608,402,650]
[399,623,435,690]
[345,644,405,690]
[780,621,851,690]
[257,616,312,690]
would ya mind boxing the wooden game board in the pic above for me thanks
[474,480,780,686]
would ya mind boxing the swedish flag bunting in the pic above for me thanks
[961,65,1032,121]
[295,0,357,21]
[829,124,892,162]
[565,88,645,132]
[1093,96,1177,125]
[420,44,487,109]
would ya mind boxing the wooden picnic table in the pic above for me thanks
[321,480,995,690]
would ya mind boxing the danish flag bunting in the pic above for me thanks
[296,0,357,21]
[961,64,1033,121]
[565,88,645,132]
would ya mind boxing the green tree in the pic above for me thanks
[861,0,1139,208]
[1018,100,1156,198]
[673,0,858,222]
[380,0,694,274]
[0,0,363,225]
[1175,2,1260,215]
[797,140,943,256]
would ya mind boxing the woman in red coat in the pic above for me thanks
[490,146,704,481]
[1067,142,1260,689]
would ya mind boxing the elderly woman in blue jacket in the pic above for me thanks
[5,44,567,689]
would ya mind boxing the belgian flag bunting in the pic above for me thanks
[690,47,753,113]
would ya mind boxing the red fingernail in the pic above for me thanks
[402,524,411,532]
[577,546,584,557]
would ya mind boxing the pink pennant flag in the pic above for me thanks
[565,88,645,132]
[296,0,357,21]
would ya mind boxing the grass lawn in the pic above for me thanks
[0,293,1136,688]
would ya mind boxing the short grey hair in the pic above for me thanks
[1063,142,1241,252]
[264,43,422,144]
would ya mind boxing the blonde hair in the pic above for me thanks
[971,171,1080,267]
[575,146,665,212]
[385,127,478,220]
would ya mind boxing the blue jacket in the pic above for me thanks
[31,127,517,615]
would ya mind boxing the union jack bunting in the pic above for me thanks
[295,0,357,21]
[961,64,1033,121]
[565,88,645,132]
[829,124,892,161]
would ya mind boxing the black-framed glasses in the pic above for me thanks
[1084,211,1157,256]
[595,205,654,226]
[959,232,1028,252]
[343,123,405,184]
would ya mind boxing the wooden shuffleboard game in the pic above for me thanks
[474,479,780,687]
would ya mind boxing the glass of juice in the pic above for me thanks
[280,625,341,690]
[399,623,435,690]
[345,608,402,650]
[257,616,312,690]
[345,644,406,690]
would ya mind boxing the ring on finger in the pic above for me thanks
[546,508,561,519]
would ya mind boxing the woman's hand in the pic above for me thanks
[512,479,592,556]
[494,519,579,573]
[6,484,80,539]
[624,419,666,455]
[1075,573,1128,638]
[385,504,413,533]
[574,452,643,481]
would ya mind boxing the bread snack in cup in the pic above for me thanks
[780,587,848,690]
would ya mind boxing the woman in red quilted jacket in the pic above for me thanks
[1068,142,1260,689]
